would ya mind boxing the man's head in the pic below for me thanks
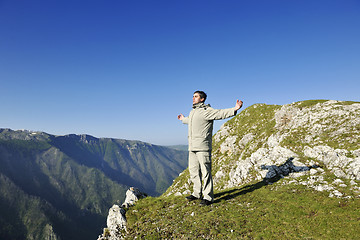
[193,90,207,104]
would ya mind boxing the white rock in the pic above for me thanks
[239,133,255,147]
[346,157,360,180]
[289,171,308,178]
[333,168,347,178]
[182,190,191,195]
[122,187,147,208]
[352,150,360,157]
[97,204,127,240]
[220,135,238,154]
[350,180,357,185]
[314,185,325,191]
[98,187,148,240]
[333,179,344,184]
[331,190,344,198]
[267,134,282,148]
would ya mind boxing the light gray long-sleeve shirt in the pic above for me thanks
[182,102,237,151]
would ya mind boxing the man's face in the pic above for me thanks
[193,93,204,104]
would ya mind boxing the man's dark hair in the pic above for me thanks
[194,90,207,102]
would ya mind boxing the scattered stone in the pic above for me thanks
[330,190,343,198]
[333,179,344,185]
[350,180,357,185]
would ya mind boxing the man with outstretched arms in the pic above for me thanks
[178,90,243,206]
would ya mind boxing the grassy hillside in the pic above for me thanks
[124,178,360,239]
[166,100,360,196]
[116,100,360,239]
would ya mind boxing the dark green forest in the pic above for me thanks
[0,129,187,240]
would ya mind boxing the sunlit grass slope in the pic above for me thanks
[125,178,360,239]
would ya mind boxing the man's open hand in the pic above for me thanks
[235,100,243,111]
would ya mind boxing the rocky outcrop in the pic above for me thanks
[122,187,148,208]
[97,205,127,240]
[166,100,360,199]
[97,187,147,240]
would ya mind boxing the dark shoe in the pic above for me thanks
[185,195,199,201]
[199,199,213,206]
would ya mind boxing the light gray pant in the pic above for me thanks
[188,151,214,201]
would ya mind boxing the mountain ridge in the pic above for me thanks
[0,128,188,240]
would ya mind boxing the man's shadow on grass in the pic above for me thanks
[214,157,318,203]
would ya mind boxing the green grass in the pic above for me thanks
[125,179,360,239]
[294,99,329,109]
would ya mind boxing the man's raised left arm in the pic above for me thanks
[204,99,243,120]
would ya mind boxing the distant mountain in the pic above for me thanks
[0,129,188,240]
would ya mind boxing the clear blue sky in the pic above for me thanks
[1,0,359,145]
